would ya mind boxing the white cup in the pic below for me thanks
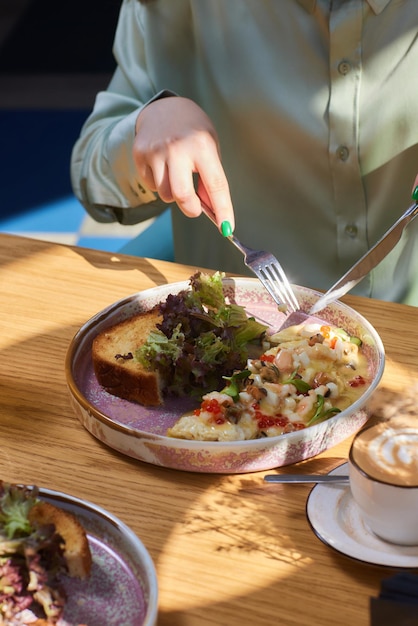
[348,416,418,545]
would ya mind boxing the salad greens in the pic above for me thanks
[307,395,341,426]
[221,369,252,402]
[136,272,268,397]
[282,370,312,394]
[0,482,38,540]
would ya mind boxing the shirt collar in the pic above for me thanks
[366,0,392,14]
[296,0,392,15]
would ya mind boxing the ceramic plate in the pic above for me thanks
[36,488,159,626]
[306,463,418,568]
[66,278,385,474]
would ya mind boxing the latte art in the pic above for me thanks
[351,417,418,486]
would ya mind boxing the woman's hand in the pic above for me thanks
[133,96,235,232]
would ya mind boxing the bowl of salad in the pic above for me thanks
[66,273,385,473]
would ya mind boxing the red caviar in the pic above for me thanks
[348,375,366,388]
[195,398,223,416]
[260,353,275,363]
[195,398,226,424]
[254,408,289,430]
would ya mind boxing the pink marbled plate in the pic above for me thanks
[36,488,158,626]
[66,278,385,474]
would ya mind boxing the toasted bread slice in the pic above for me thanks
[92,307,164,406]
[29,501,92,579]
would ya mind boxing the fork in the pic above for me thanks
[200,200,300,313]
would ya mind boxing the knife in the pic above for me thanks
[309,193,418,315]
[264,474,349,484]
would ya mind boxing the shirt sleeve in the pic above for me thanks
[70,0,172,225]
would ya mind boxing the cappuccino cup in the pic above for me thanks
[348,415,418,545]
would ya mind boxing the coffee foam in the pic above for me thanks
[351,416,418,486]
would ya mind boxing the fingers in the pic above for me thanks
[195,156,235,232]
[133,97,235,230]
[142,135,235,228]
[162,149,205,218]
[165,135,235,228]
[137,145,203,218]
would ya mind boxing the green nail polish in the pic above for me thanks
[221,221,232,237]
[413,186,418,201]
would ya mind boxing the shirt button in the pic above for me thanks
[338,60,352,75]
[337,145,350,161]
[345,224,358,238]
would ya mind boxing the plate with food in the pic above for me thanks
[0,481,158,625]
[66,272,385,473]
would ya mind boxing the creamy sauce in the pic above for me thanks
[168,322,371,441]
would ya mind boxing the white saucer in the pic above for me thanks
[306,463,418,568]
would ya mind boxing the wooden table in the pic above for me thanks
[1,233,417,626]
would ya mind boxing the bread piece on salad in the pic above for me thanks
[92,307,164,406]
[92,272,270,408]
[29,501,92,579]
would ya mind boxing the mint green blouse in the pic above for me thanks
[71,0,418,304]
